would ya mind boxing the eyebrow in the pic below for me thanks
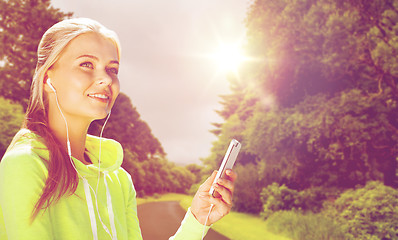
[77,54,119,65]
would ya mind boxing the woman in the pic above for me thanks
[0,18,236,240]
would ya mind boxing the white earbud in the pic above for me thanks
[47,78,57,93]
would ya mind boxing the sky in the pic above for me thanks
[51,0,250,165]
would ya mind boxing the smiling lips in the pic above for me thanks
[88,93,110,103]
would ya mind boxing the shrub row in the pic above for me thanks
[261,181,398,240]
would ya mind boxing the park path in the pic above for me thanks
[138,201,230,240]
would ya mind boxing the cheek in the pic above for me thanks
[59,70,92,91]
[65,79,91,99]
[109,82,120,107]
[112,80,120,98]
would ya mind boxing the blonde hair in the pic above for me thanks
[29,17,121,114]
[22,18,121,220]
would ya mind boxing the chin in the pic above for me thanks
[97,112,111,120]
[88,109,111,121]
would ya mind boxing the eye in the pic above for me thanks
[80,62,94,69]
[107,67,119,75]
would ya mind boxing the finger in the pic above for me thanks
[216,178,234,195]
[213,183,233,205]
[225,169,237,182]
[198,191,211,202]
[209,196,231,215]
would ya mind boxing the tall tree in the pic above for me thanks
[245,89,398,189]
[88,93,165,162]
[0,97,24,157]
[242,0,398,187]
[88,93,197,196]
[0,0,71,107]
[244,0,398,106]
[205,0,398,207]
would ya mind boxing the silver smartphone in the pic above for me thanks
[209,139,241,198]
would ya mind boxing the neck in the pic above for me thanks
[48,110,91,164]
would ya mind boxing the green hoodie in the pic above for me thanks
[0,129,209,239]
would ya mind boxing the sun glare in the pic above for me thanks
[211,43,246,73]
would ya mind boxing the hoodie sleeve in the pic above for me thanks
[122,171,143,240]
[0,149,53,240]
[168,208,210,240]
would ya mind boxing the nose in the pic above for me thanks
[96,72,113,86]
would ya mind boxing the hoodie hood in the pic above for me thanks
[74,134,123,178]
[8,129,123,178]
[7,129,123,239]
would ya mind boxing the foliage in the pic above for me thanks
[266,210,346,240]
[324,181,398,240]
[0,97,24,157]
[203,81,259,171]
[89,93,165,162]
[184,163,203,184]
[260,183,326,219]
[122,149,195,197]
[245,89,398,189]
[244,0,398,106]
[0,0,72,107]
[232,163,263,214]
[89,93,197,196]
[205,1,398,206]
[204,0,398,238]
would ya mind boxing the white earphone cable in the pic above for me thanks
[53,89,115,239]
[201,204,214,240]
[53,89,73,160]
[97,109,111,193]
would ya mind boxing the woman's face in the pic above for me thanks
[46,32,120,122]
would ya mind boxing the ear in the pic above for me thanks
[43,76,52,93]
[43,71,54,93]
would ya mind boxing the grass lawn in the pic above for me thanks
[137,193,290,240]
[136,193,186,205]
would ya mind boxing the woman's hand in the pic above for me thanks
[190,170,237,226]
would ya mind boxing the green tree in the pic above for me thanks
[170,166,196,193]
[89,93,165,162]
[233,163,263,214]
[204,0,398,213]
[185,163,203,183]
[90,93,196,196]
[243,0,398,188]
[243,0,398,106]
[0,97,24,157]
[245,89,398,189]
[0,0,71,107]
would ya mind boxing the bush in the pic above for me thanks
[188,182,201,196]
[261,183,301,219]
[325,181,398,240]
[266,210,346,240]
[152,193,161,199]
[298,186,328,213]
[233,163,263,214]
[260,183,327,219]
